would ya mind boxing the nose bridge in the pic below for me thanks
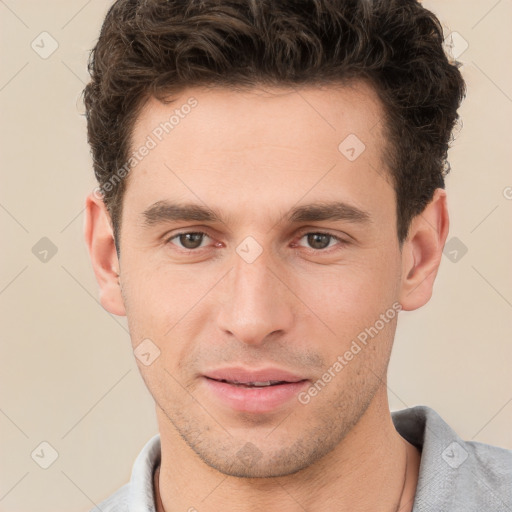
[216,243,292,345]
[233,250,273,307]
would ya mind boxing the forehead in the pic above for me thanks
[123,82,393,227]
[132,81,386,156]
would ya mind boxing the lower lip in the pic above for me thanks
[203,377,309,413]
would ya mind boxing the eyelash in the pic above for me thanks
[165,230,349,254]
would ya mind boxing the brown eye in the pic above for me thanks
[168,232,209,250]
[306,233,332,250]
[296,232,344,251]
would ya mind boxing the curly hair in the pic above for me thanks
[83,0,466,251]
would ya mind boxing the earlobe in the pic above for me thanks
[84,193,126,317]
[399,188,449,311]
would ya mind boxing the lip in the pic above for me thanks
[202,367,309,414]
[203,367,306,384]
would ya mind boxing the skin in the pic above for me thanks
[85,82,448,511]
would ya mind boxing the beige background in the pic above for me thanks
[1,1,511,511]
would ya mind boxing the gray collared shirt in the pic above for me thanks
[91,406,512,511]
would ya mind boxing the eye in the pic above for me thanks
[167,231,211,250]
[294,232,347,251]
[165,230,348,253]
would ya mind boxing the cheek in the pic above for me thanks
[300,252,400,327]
[120,265,173,346]
[120,261,222,372]
[122,258,196,309]
[301,272,398,406]
[294,259,400,384]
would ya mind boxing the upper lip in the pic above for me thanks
[203,367,308,384]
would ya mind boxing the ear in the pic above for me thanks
[399,188,449,311]
[84,192,126,316]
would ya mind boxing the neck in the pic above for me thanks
[154,387,420,512]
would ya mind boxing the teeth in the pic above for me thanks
[222,379,284,387]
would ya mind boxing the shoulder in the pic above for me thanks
[464,439,512,493]
[392,405,512,511]
[444,440,512,511]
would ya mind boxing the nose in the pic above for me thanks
[216,246,294,346]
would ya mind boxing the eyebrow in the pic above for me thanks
[141,200,372,227]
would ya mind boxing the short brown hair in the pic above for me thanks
[83,0,466,253]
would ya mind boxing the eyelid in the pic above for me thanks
[292,230,350,252]
[165,228,350,253]
[165,230,213,249]
[294,227,350,241]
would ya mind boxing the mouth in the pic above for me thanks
[201,368,309,413]
[206,378,300,388]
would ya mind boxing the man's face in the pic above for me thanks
[118,83,403,477]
